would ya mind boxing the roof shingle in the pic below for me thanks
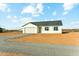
[22,20,62,27]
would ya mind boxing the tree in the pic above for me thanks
[0,27,3,32]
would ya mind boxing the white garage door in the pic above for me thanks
[25,27,37,33]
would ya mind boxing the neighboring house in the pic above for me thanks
[22,20,63,34]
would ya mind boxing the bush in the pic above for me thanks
[0,28,3,32]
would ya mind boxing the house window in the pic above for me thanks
[45,27,49,31]
[54,26,58,31]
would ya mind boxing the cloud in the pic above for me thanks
[71,21,79,25]
[21,5,34,14]
[13,16,17,18]
[52,11,57,16]
[69,21,79,29]
[19,17,33,25]
[7,15,18,23]
[7,8,11,12]
[7,15,11,19]
[35,3,43,14]
[62,11,68,16]
[21,3,44,17]
[32,14,40,17]
[0,3,11,13]
[7,15,17,19]
[62,3,76,15]
[11,19,17,23]
[44,19,54,21]
[63,3,75,11]
[7,15,33,25]
[0,3,7,12]
[11,16,18,23]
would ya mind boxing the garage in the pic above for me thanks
[24,27,37,33]
[22,23,38,34]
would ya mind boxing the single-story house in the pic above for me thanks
[22,20,63,34]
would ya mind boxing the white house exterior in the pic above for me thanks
[41,26,62,33]
[22,23,37,34]
[22,20,63,34]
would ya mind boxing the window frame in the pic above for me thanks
[54,26,58,31]
[45,27,49,31]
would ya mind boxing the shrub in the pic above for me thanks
[0,28,3,32]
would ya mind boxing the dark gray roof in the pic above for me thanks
[22,20,62,27]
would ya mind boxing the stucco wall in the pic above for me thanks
[41,26,62,34]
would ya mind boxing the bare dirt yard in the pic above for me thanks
[8,32,79,46]
[0,52,30,56]
[0,32,22,36]
[0,32,79,56]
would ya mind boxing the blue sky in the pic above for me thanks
[0,3,79,29]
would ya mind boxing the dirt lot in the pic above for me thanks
[0,52,30,56]
[9,32,79,46]
[0,32,22,36]
[0,32,79,56]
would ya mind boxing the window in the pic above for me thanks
[54,26,58,31]
[45,27,49,31]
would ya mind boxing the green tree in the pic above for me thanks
[0,27,3,32]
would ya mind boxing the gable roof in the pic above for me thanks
[22,20,62,27]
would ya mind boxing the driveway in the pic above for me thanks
[0,35,79,56]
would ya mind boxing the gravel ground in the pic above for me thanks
[0,35,79,56]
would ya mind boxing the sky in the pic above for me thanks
[0,3,79,29]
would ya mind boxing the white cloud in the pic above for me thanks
[32,14,40,17]
[11,19,17,23]
[52,11,57,16]
[19,17,33,25]
[35,3,43,14]
[44,19,54,21]
[62,3,76,15]
[21,3,44,17]
[13,16,17,18]
[7,8,11,12]
[62,11,68,15]
[0,3,11,12]
[0,3,7,12]
[11,16,18,23]
[7,15,18,23]
[63,3,75,11]
[7,15,11,19]
[7,15,33,24]
[21,5,34,14]
[70,21,79,29]
[7,15,17,19]
[71,21,79,25]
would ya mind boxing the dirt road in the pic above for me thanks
[0,37,79,56]
[0,32,79,56]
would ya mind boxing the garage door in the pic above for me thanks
[25,27,37,33]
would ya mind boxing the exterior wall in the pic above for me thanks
[22,23,62,34]
[22,27,25,33]
[41,26,62,34]
[22,23,37,34]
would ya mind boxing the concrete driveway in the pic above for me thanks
[0,35,79,56]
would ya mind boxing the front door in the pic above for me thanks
[38,27,41,33]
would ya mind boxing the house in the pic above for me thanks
[22,20,63,34]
